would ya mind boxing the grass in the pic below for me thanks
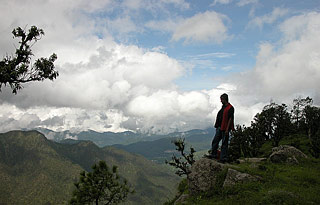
[173,158,320,205]
[168,133,320,205]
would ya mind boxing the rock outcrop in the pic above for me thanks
[188,158,261,195]
[223,168,260,188]
[188,158,225,195]
[269,145,308,164]
[175,145,308,204]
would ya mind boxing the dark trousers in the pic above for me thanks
[211,128,229,161]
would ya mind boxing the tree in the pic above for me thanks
[69,161,133,205]
[165,138,196,178]
[291,96,313,130]
[272,103,293,146]
[0,26,58,94]
[253,103,292,147]
[228,125,246,161]
[228,124,264,161]
[304,105,320,158]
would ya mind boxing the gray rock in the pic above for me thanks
[223,168,260,188]
[269,145,308,164]
[174,194,189,205]
[188,158,226,195]
[238,158,267,164]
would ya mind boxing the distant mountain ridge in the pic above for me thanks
[0,130,180,204]
[27,127,215,164]
[32,127,215,148]
[112,128,215,163]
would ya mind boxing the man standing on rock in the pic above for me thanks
[206,93,235,163]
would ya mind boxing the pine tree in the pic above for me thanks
[69,161,134,205]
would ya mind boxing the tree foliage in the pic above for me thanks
[165,138,196,178]
[304,105,320,158]
[0,26,58,94]
[228,97,320,160]
[69,160,133,205]
[252,103,292,147]
[229,124,264,161]
[291,96,313,130]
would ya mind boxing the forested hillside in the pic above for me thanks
[0,131,179,204]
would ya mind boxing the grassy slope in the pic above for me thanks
[169,134,320,205]
[0,130,179,204]
[0,130,81,204]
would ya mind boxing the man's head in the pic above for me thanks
[220,93,229,105]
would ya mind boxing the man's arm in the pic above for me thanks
[226,106,234,133]
[226,117,233,134]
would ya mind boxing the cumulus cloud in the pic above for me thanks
[228,12,320,107]
[0,0,187,133]
[172,11,231,44]
[0,0,207,134]
[1,0,319,135]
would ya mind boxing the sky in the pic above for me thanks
[0,0,320,134]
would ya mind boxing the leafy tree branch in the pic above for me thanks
[0,26,58,94]
[166,138,196,178]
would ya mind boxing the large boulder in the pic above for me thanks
[223,168,261,188]
[188,158,225,195]
[269,145,308,164]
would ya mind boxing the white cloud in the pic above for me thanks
[145,18,181,33]
[2,0,319,136]
[172,11,231,44]
[0,0,190,133]
[1,44,184,109]
[108,16,140,35]
[227,11,320,108]
[248,7,289,29]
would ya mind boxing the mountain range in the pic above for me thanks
[0,130,180,204]
[35,127,215,146]
[34,127,215,163]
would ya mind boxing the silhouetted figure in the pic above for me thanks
[206,93,234,163]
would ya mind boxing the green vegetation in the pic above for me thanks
[70,160,133,205]
[0,26,58,94]
[0,130,179,204]
[229,97,320,161]
[112,129,213,164]
[0,131,80,204]
[165,138,196,177]
[167,97,320,205]
[167,134,320,204]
